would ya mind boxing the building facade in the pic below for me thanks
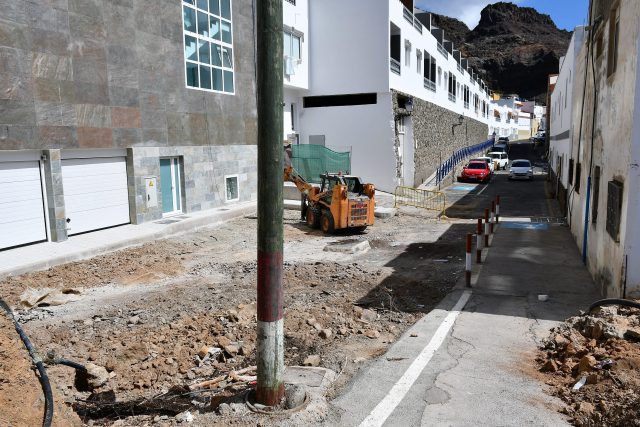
[549,27,586,212]
[296,0,491,192]
[0,0,258,250]
[551,0,640,297]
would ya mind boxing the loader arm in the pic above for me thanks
[284,165,322,202]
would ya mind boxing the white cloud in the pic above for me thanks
[416,0,523,29]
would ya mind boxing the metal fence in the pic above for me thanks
[394,186,447,215]
[291,144,351,184]
[436,139,495,185]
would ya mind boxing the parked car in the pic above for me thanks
[509,159,534,180]
[474,156,495,172]
[491,143,509,154]
[498,136,510,143]
[488,151,509,170]
[458,160,492,183]
[531,131,546,143]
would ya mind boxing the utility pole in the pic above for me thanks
[256,0,284,406]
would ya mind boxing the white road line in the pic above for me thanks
[358,290,473,427]
[476,184,489,196]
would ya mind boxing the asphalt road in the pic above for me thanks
[329,140,600,427]
[444,140,559,220]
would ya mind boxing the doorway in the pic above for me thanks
[160,157,182,215]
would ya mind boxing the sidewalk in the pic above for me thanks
[0,202,256,280]
[329,218,600,426]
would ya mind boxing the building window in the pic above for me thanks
[463,85,470,109]
[417,50,422,74]
[423,52,436,92]
[568,158,574,185]
[606,180,623,241]
[225,174,239,202]
[575,162,582,193]
[390,23,401,75]
[284,29,302,76]
[592,166,601,224]
[448,73,456,102]
[183,0,234,94]
[607,5,620,77]
[596,32,604,58]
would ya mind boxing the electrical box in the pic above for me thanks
[144,177,158,208]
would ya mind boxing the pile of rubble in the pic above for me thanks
[537,303,640,426]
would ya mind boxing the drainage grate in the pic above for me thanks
[530,217,566,224]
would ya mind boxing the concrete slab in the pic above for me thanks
[0,202,257,279]
[323,239,370,254]
[374,207,397,218]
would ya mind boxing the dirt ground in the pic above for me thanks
[0,208,474,426]
[537,303,640,426]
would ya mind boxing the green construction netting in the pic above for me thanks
[291,145,351,184]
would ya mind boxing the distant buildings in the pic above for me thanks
[548,0,640,297]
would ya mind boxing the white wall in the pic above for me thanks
[298,92,397,192]
[307,0,388,95]
[283,0,309,91]
[550,27,585,188]
[388,3,490,124]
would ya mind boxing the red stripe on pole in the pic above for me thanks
[257,250,284,322]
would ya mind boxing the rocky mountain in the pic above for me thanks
[425,2,572,101]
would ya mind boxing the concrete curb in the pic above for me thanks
[0,202,257,280]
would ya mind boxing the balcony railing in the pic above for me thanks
[457,63,463,73]
[448,93,456,103]
[437,43,448,58]
[424,78,436,92]
[506,119,511,123]
[495,117,502,122]
[403,6,413,24]
[284,0,295,4]
[390,57,401,75]
[464,101,469,109]
[413,17,423,34]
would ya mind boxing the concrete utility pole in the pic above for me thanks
[256,0,285,406]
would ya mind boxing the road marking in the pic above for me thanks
[359,290,473,427]
[476,183,489,196]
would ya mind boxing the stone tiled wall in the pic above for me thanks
[391,91,489,186]
[127,145,257,224]
[0,0,257,150]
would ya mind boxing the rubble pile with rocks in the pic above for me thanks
[537,303,640,426]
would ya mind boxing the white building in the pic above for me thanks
[488,101,518,140]
[552,0,640,297]
[282,0,309,143]
[549,26,586,206]
[293,0,492,191]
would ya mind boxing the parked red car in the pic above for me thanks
[458,160,492,183]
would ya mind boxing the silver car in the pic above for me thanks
[509,159,534,180]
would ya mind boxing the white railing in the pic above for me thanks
[403,6,413,24]
[413,17,423,33]
[424,78,436,92]
[390,57,401,75]
[284,0,295,4]
[457,63,463,73]
[448,93,456,102]
[437,43,448,58]
[464,101,469,109]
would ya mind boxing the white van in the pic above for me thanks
[488,151,509,170]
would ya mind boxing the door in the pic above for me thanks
[62,157,130,235]
[396,117,405,184]
[0,161,47,250]
[160,158,182,215]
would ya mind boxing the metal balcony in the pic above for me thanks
[403,7,413,24]
[413,17,423,34]
[437,43,448,58]
[448,93,456,103]
[390,57,401,75]
[284,0,296,4]
[424,78,436,92]
[464,101,469,109]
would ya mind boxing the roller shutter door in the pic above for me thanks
[0,161,47,250]
[62,157,130,236]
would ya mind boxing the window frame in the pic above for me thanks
[182,0,235,95]
[607,4,620,78]
[225,174,240,202]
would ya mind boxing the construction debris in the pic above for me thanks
[537,302,640,426]
[19,287,84,308]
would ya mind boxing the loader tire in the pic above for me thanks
[306,208,320,229]
[321,211,335,234]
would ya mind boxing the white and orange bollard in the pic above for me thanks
[484,208,490,247]
[466,233,472,287]
[496,195,501,223]
[490,201,496,234]
[476,218,483,264]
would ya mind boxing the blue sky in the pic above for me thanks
[416,0,589,31]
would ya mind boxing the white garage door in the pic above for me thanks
[0,161,47,250]
[62,157,130,236]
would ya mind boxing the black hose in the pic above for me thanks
[57,358,87,372]
[0,298,54,427]
[587,298,640,314]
